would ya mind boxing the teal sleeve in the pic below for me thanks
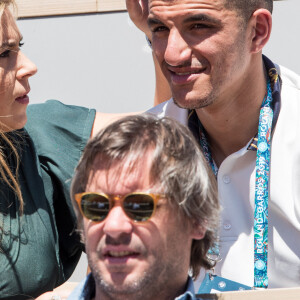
[25,99,95,166]
[25,100,96,281]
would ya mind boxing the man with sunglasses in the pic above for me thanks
[68,114,219,300]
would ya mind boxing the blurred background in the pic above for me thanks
[15,0,300,282]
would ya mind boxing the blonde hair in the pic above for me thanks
[0,0,23,215]
[0,0,15,15]
[0,130,23,212]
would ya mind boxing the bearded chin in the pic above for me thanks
[172,94,214,110]
[92,264,164,300]
[95,272,147,295]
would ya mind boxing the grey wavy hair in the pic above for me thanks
[70,113,220,278]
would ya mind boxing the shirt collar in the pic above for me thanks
[175,276,197,300]
[75,275,198,300]
[67,273,93,300]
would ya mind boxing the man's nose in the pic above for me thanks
[102,205,133,239]
[164,28,191,67]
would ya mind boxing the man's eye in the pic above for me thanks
[152,26,168,33]
[192,23,211,30]
[0,50,10,58]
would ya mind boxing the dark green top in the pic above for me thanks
[0,100,96,299]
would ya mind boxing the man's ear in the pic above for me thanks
[190,221,206,240]
[249,9,272,53]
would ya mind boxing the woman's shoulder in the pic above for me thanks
[25,100,95,150]
[26,99,96,125]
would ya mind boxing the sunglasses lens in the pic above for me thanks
[123,194,155,222]
[81,193,109,222]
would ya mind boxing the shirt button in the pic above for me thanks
[223,223,232,230]
[222,175,231,184]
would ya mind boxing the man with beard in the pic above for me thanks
[131,0,300,289]
[68,114,219,300]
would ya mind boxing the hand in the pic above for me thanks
[126,0,151,38]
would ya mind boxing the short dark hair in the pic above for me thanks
[225,0,273,22]
[71,114,220,278]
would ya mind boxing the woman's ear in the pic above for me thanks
[249,9,272,53]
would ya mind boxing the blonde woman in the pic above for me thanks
[0,1,129,299]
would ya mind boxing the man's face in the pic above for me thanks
[148,0,252,109]
[83,152,201,300]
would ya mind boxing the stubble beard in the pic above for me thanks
[170,32,248,112]
[172,90,217,110]
[89,256,166,300]
[169,70,219,111]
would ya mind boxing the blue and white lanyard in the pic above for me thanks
[198,80,273,288]
[253,79,273,288]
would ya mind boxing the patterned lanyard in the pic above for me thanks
[198,80,273,288]
[253,79,273,288]
[198,125,218,176]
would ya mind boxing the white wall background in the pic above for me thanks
[17,11,155,113]
[16,0,300,282]
[264,0,300,73]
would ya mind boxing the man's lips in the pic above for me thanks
[106,250,139,258]
[102,248,140,264]
[168,68,206,85]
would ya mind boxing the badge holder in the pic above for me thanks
[197,272,252,294]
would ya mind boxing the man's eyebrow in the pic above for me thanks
[147,17,164,27]
[147,14,221,28]
[183,14,221,25]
